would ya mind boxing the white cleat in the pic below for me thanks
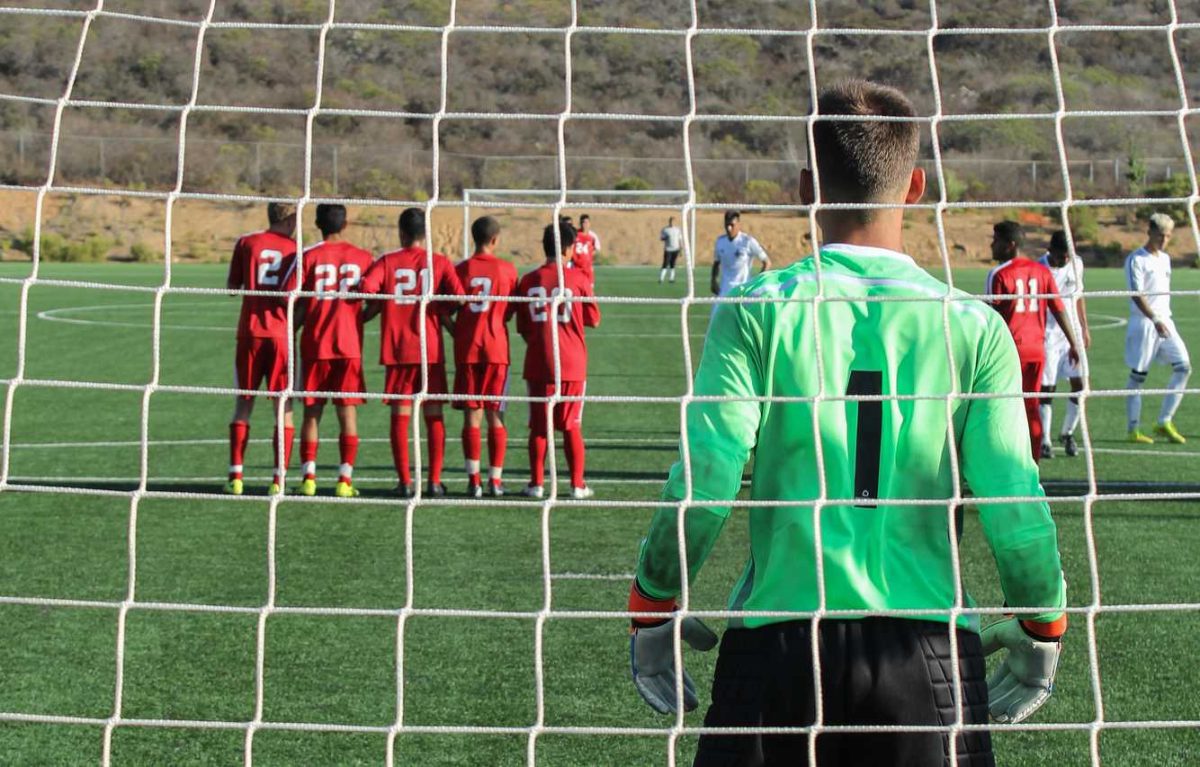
[521,484,545,499]
[570,485,594,500]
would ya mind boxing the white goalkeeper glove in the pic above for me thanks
[628,581,718,714]
[981,615,1065,724]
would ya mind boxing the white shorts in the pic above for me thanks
[1124,317,1190,372]
[1041,335,1081,386]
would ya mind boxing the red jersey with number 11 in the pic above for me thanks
[360,246,464,366]
[454,251,519,364]
[298,240,375,360]
[228,230,297,340]
[985,257,1064,361]
[514,262,600,382]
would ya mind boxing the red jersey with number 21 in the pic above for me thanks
[514,262,600,382]
[229,230,297,339]
[360,246,464,366]
[299,240,375,360]
[985,257,1064,362]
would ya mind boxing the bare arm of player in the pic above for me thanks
[1076,295,1091,349]
[754,238,771,273]
[1132,296,1171,338]
[1044,275,1080,366]
[710,259,720,296]
[227,239,245,292]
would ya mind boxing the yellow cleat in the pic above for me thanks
[298,478,317,496]
[1127,429,1155,445]
[1154,421,1186,444]
[223,478,244,496]
[335,481,360,498]
[268,482,283,496]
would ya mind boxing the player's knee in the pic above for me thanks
[423,403,444,420]
[1173,361,1192,377]
[1128,369,1149,385]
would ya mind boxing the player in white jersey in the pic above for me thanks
[1038,230,1091,458]
[710,210,771,313]
[1124,213,1191,444]
[659,216,683,283]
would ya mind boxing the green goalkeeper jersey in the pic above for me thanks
[636,243,1066,632]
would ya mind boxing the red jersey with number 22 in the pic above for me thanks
[985,257,1064,362]
[299,240,375,360]
[360,246,464,366]
[514,262,600,382]
[229,230,297,339]
[453,252,519,364]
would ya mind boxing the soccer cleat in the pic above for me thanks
[334,481,359,498]
[1155,421,1186,444]
[466,480,483,499]
[426,482,448,498]
[393,484,415,499]
[1040,442,1053,459]
[488,480,505,498]
[268,482,283,496]
[571,485,595,500]
[298,478,317,497]
[1127,429,1155,445]
[521,484,545,499]
[223,478,244,496]
[1061,433,1079,458]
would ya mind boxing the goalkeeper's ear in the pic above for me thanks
[903,167,926,204]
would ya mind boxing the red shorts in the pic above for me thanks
[453,363,510,411]
[527,380,586,433]
[301,358,366,407]
[234,336,290,399]
[384,363,448,403]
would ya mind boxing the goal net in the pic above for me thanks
[0,1,1198,766]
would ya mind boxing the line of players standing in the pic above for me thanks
[222,202,602,500]
[986,214,1191,463]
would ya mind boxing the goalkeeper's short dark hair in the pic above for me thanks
[1049,229,1069,253]
[993,220,1024,248]
[398,207,425,241]
[543,220,577,260]
[811,80,920,214]
[471,215,501,250]
[315,204,347,237]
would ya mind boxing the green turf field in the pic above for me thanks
[0,262,1197,765]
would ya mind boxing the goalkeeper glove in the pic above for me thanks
[981,615,1066,724]
[628,581,718,714]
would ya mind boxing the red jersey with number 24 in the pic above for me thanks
[985,257,1064,361]
[453,252,519,364]
[360,246,464,366]
[299,240,375,360]
[514,262,601,382]
[228,230,297,340]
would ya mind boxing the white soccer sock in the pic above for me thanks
[338,463,353,479]
[1158,364,1192,424]
[1039,402,1053,446]
[1126,371,1147,431]
[489,466,503,481]
[465,459,482,476]
[669,268,675,282]
[1061,397,1081,437]
[659,268,667,283]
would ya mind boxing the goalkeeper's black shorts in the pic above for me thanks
[693,617,994,767]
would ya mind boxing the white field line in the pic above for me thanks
[549,572,635,581]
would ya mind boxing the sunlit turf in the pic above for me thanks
[0,262,1197,765]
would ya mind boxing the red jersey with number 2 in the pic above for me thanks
[360,246,464,366]
[986,257,1064,362]
[514,262,601,382]
[299,240,375,360]
[228,230,297,340]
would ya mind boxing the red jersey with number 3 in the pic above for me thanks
[514,262,601,382]
[228,230,297,339]
[453,252,519,364]
[298,240,375,360]
[985,257,1064,361]
[360,246,464,365]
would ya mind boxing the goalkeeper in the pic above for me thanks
[627,80,1067,767]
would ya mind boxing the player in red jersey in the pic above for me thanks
[514,220,602,499]
[224,202,298,496]
[571,213,600,286]
[453,216,519,498]
[293,204,374,499]
[986,221,1081,462]
[361,208,465,498]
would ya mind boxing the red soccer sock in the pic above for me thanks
[338,435,359,484]
[228,422,250,480]
[564,428,586,489]
[528,433,548,487]
[426,416,446,485]
[300,439,318,480]
[462,426,482,483]
[1026,399,1043,462]
[488,424,508,480]
[390,414,412,486]
[272,425,295,485]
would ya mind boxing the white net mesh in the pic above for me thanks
[1,1,1199,765]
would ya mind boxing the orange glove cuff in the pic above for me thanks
[1021,613,1068,641]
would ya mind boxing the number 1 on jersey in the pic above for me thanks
[846,370,883,506]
